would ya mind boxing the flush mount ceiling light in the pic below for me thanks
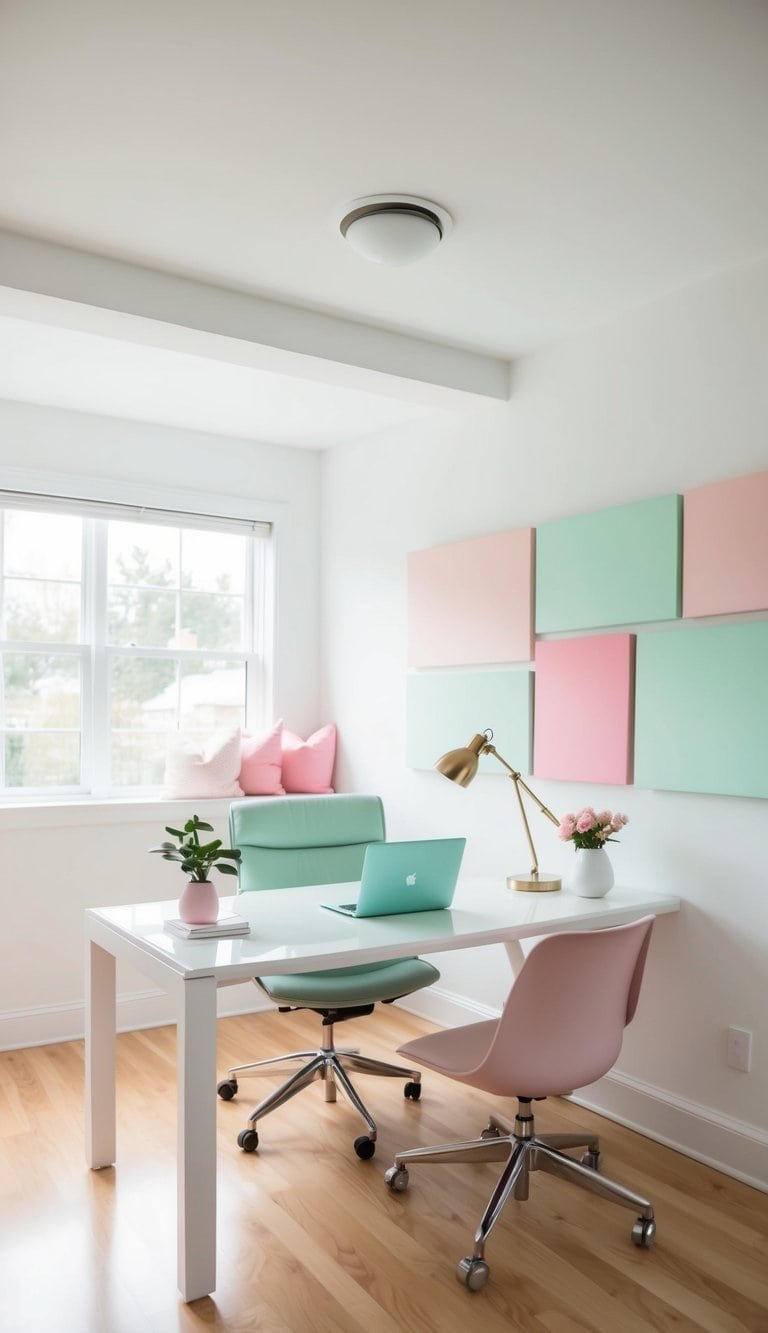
[339,194,453,265]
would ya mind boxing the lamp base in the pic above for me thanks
[506,871,562,893]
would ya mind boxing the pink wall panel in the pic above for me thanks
[683,470,768,617]
[408,529,534,666]
[533,634,635,785]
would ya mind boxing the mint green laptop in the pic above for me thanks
[321,838,466,917]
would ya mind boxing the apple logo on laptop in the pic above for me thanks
[406,873,417,886]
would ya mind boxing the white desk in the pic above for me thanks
[85,879,679,1302]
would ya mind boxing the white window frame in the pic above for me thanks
[0,470,276,804]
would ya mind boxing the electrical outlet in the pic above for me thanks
[726,1027,752,1073]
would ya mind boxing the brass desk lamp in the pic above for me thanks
[436,729,562,892]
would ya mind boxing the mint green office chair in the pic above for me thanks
[217,795,440,1159]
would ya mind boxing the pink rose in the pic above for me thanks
[558,816,576,841]
[576,811,595,833]
[596,810,611,826]
[611,814,623,831]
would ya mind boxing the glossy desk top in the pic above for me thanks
[86,879,680,982]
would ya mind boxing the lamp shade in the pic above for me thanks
[435,733,488,786]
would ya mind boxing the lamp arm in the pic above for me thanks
[482,745,560,826]
[509,771,539,876]
[482,744,560,877]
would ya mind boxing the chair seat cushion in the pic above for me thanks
[398,1019,498,1080]
[257,957,439,1007]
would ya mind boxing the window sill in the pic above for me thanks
[0,795,240,830]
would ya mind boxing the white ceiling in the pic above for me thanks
[1,0,768,441]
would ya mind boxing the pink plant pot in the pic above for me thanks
[178,880,219,925]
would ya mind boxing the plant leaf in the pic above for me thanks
[217,863,238,875]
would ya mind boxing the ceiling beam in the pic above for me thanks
[0,229,510,405]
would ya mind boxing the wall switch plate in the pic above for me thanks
[726,1027,752,1072]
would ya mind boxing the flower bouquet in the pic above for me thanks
[557,807,628,849]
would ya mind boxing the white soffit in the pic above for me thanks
[0,314,467,449]
[0,230,510,407]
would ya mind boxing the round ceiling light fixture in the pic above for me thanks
[338,194,453,266]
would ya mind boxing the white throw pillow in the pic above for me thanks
[164,729,244,799]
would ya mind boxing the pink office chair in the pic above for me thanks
[384,916,656,1290]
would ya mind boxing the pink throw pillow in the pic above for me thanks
[281,724,337,793]
[240,721,285,796]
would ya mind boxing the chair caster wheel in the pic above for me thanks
[384,1165,409,1192]
[217,1078,238,1101]
[481,1125,501,1140]
[354,1135,376,1160]
[580,1149,601,1170]
[457,1256,490,1290]
[237,1128,259,1152]
[631,1216,656,1248]
[404,1081,421,1100]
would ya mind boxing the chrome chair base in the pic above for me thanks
[220,1024,422,1157]
[385,1099,655,1288]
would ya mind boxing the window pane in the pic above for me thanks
[180,591,244,651]
[111,731,168,788]
[110,656,177,727]
[179,660,246,735]
[3,653,81,727]
[4,732,80,788]
[3,578,81,643]
[108,522,178,587]
[108,587,177,647]
[181,529,246,594]
[4,510,82,580]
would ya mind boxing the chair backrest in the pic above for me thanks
[466,916,655,1098]
[229,794,386,892]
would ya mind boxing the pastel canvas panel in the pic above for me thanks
[683,470,768,617]
[536,495,682,633]
[634,623,768,798]
[406,668,532,773]
[533,635,635,785]
[408,529,534,667]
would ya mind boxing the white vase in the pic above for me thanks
[178,880,219,924]
[565,848,614,898]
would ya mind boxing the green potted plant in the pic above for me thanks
[149,815,242,924]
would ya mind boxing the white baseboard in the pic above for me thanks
[571,1071,768,1194]
[0,983,270,1051]
[397,986,768,1193]
[398,981,501,1028]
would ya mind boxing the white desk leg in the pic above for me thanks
[85,938,116,1169]
[176,974,218,1302]
[504,939,526,977]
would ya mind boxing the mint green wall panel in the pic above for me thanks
[406,669,532,773]
[634,623,768,798]
[536,494,682,632]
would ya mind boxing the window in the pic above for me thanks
[0,496,271,798]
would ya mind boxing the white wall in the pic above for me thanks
[0,400,320,1046]
[320,253,768,1188]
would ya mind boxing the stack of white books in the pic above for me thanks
[163,914,250,940]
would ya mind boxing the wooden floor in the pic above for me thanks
[1,1009,767,1333]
